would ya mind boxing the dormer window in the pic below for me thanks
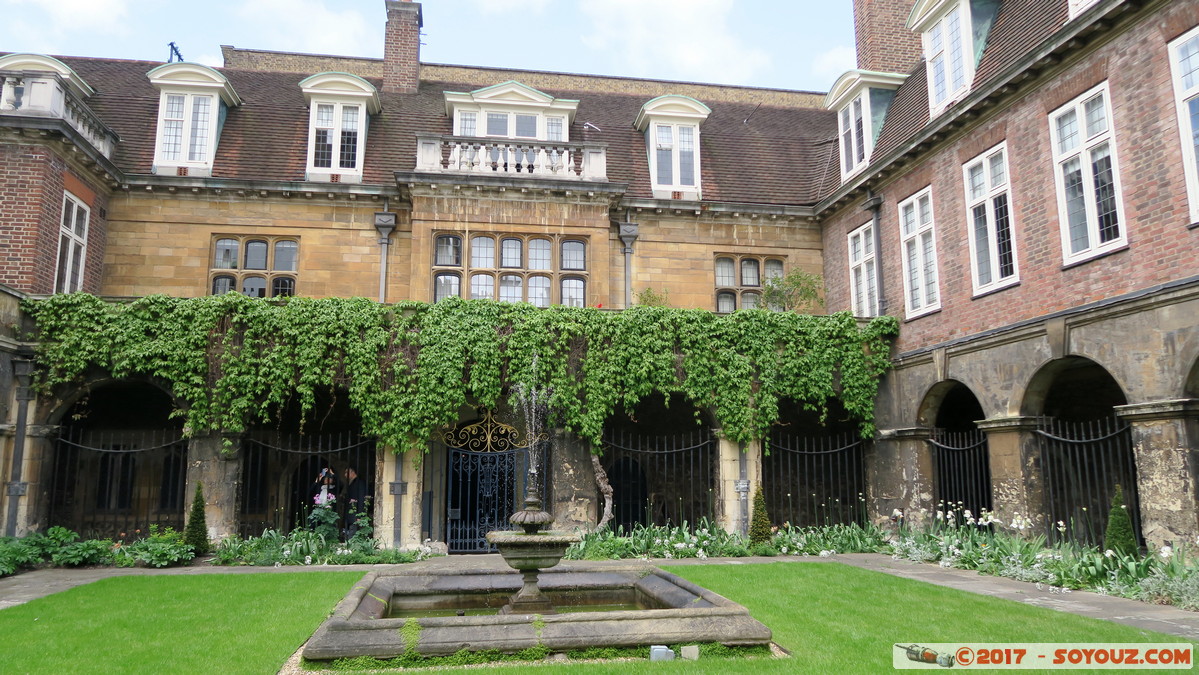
[147,63,241,177]
[909,0,981,117]
[299,72,380,183]
[825,70,906,180]
[635,95,711,200]
[445,80,577,142]
[1067,0,1101,20]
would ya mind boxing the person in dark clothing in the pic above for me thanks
[309,466,339,507]
[342,466,369,540]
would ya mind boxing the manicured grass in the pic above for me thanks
[0,563,1191,674]
[0,572,360,675]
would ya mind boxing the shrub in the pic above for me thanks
[51,539,115,567]
[183,482,210,556]
[115,525,194,568]
[749,486,772,545]
[1104,484,1137,557]
[0,537,42,576]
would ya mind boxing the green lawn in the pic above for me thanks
[0,572,361,675]
[0,563,1190,674]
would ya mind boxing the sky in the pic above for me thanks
[0,0,856,93]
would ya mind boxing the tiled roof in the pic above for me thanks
[862,0,1070,169]
[52,56,836,206]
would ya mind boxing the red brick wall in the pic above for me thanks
[853,0,923,74]
[0,143,108,294]
[383,1,422,94]
[823,3,1199,354]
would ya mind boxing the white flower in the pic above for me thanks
[1056,520,1067,533]
[304,555,312,565]
[1105,549,1115,558]
[697,549,708,560]
[674,542,686,550]
[780,546,788,554]
[936,511,945,521]
[1160,545,1173,559]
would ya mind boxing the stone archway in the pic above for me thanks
[918,381,992,519]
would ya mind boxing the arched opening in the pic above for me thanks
[925,381,992,519]
[1185,356,1199,399]
[763,399,866,526]
[1025,357,1140,547]
[49,381,187,539]
[239,389,376,538]
[601,394,716,530]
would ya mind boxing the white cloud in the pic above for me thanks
[810,45,856,84]
[468,0,550,15]
[233,0,378,57]
[578,0,770,85]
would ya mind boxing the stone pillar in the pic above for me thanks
[1115,399,1199,549]
[549,427,597,533]
[389,449,424,550]
[744,439,764,532]
[868,427,935,528]
[976,416,1045,530]
[715,432,754,535]
[186,433,241,541]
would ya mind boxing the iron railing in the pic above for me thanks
[601,428,717,530]
[929,427,993,519]
[764,430,867,526]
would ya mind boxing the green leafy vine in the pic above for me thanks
[24,294,898,452]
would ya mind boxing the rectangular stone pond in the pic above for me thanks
[303,559,772,660]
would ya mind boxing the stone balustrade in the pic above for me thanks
[415,133,607,181]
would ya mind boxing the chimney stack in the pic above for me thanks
[384,0,422,93]
[852,0,923,74]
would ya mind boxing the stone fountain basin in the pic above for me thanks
[303,560,772,660]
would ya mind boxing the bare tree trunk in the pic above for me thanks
[591,454,614,531]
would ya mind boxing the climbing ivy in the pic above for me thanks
[24,293,898,453]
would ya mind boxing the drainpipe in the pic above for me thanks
[5,354,34,537]
[862,189,886,314]
[738,441,749,536]
[390,457,406,549]
[617,222,639,308]
[374,207,397,303]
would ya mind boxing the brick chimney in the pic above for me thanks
[384,0,422,93]
[853,0,923,74]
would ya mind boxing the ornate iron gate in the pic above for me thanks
[765,430,867,526]
[929,428,992,518]
[1036,415,1141,547]
[49,427,188,539]
[601,428,716,530]
[238,432,377,537]
[442,410,546,553]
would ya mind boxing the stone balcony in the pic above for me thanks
[415,133,608,181]
[1,72,119,159]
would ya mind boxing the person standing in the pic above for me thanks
[342,466,369,540]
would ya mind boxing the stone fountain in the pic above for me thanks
[486,385,580,615]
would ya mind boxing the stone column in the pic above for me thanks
[186,433,241,541]
[868,427,935,528]
[975,416,1045,530]
[714,432,754,535]
[549,427,597,532]
[1115,399,1199,549]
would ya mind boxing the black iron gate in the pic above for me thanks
[238,432,377,538]
[441,410,548,553]
[1037,415,1142,547]
[49,427,188,539]
[764,430,867,526]
[601,428,716,530]
[929,428,992,518]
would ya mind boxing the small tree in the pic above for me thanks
[1104,484,1137,557]
[749,486,772,545]
[183,482,210,556]
[762,269,823,313]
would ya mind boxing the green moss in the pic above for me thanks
[399,618,421,655]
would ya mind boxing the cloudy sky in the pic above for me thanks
[0,0,856,92]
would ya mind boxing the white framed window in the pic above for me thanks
[154,92,216,169]
[1169,25,1199,223]
[307,101,365,177]
[963,143,1018,294]
[847,223,877,317]
[839,93,870,178]
[1067,0,1101,20]
[922,3,974,115]
[899,188,940,317]
[55,191,89,293]
[1049,82,1126,264]
[463,110,565,141]
[651,122,698,189]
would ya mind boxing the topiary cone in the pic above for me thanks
[749,486,772,545]
[183,482,210,556]
[1104,484,1137,557]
